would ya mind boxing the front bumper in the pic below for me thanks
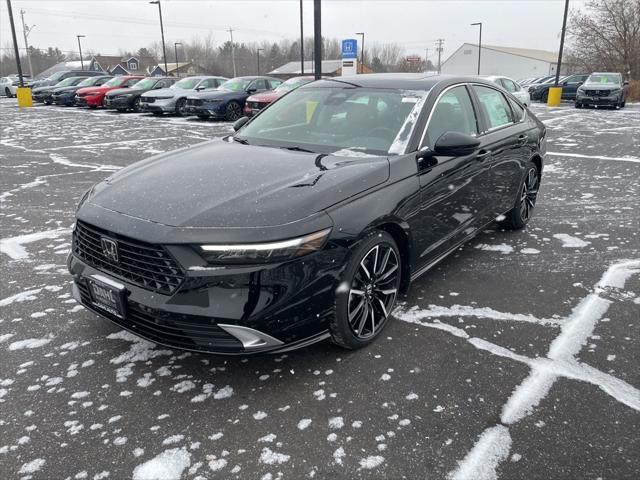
[104,96,131,109]
[576,93,621,106]
[185,102,226,118]
[140,98,176,113]
[67,222,346,355]
[53,94,76,106]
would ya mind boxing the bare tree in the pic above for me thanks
[567,0,640,79]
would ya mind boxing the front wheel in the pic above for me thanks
[44,97,53,105]
[330,231,401,350]
[175,98,187,116]
[4,87,12,97]
[131,97,141,113]
[503,163,540,230]
[541,90,549,103]
[225,101,242,121]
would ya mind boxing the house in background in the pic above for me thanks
[268,60,372,79]
[149,62,209,77]
[440,44,573,79]
[89,55,160,76]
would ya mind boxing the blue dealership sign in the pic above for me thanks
[342,39,358,59]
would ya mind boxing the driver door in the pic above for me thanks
[414,85,491,266]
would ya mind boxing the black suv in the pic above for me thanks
[575,72,628,109]
[30,70,105,89]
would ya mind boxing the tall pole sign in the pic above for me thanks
[341,38,358,76]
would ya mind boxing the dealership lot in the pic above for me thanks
[1,99,639,479]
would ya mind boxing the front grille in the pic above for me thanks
[141,97,155,103]
[73,221,185,295]
[77,282,242,352]
[187,98,203,106]
[584,89,610,97]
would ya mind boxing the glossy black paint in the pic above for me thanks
[69,74,546,354]
[103,77,176,111]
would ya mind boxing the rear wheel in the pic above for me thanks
[541,90,549,103]
[225,101,242,121]
[330,231,401,350]
[503,163,540,230]
[132,97,141,113]
[4,87,12,97]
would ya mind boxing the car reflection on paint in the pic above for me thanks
[69,73,546,355]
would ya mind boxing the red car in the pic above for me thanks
[243,76,315,116]
[75,75,144,108]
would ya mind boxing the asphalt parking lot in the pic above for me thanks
[1,98,639,480]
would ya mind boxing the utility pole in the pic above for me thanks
[228,28,236,77]
[313,0,321,80]
[435,39,444,73]
[6,0,25,87]
[424,48,429,71]
[19,9,34,77]
[257,48,264,75]
[174,42,182,77]
[471,22,482,74]
[299,0,304,74]
[149,1,168,74]
[554,0,569,86]
[356,32,365,73]
[77,35,85,70]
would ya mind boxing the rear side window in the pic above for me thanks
[501,78,519,93]
[473,85,513,130]
[424,86,478,147]
[508,98,525,121]
[269,79,283,89]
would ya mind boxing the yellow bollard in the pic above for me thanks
[547,87,562,107]
[16,87,33,108]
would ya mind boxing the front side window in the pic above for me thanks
[131,79,156,89]
[269,79,283,89]
[237,86,428,155]
[173,78,199,89]
[473,85,513,130]
[220,79,252,91]
[424,86,478,147]
[250,79,268,91]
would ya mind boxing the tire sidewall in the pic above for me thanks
[226,101,241,121]
[331,230,401,349]
[509,162,539,229]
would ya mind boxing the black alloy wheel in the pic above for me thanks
[132,97,141,113]
[331,231,401,349]
[225,101,242,121]
[541,90,549,103]
[175,98,187,116]
[504,163,540,230]
[5,87,11,97]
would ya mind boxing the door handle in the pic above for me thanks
[517,134,528,146]
[476,150,491,161]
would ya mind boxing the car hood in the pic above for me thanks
[85,140,389,228]
[582,83,621,90]
[106,87,147,97]
[32,85,56,93]
[247,91,283,103]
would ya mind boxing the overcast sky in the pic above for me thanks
[1,0,587,63]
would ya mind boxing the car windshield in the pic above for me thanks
[236,86,428,156]
[220,79,252,91]
[275,78,313,92]
[585,74,621,85]
[172,78,200,89]
[56,77,80,87]
[131,78,156,89]
[78,77,102,87]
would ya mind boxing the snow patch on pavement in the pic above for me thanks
[448,425,512,480]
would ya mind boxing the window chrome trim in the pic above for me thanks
[418,82,479,149]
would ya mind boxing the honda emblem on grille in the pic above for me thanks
[100,237,119,263]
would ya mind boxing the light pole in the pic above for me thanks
[227,28,236,77]
[313,0,321,79]
[257,48,264,75]
[19,10,34,77]
[77,35,86,70]
[6,0,25,87]
[149,1,168,74]
[299,0,304,74]
[554,0,569,86]
[174,42,182,77]
[356,32,364,73]
[471,22,482,75]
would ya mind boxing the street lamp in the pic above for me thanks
[77,35,86,70]
[257,48,264,75]
[149,1,168,74]
[174,42,182,77]
[356,32,364,73]
[471,22,482,75]
[299,0,304,74]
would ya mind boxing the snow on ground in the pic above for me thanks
[1,99,638,479]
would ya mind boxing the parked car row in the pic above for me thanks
[517,72,628,108]
[7,70,322,121]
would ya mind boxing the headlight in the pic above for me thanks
[76,186,94,212]
[609,88,622,95]
[199,228,332,264]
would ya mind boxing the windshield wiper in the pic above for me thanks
[281,145,316,153]
[231,136,249,145]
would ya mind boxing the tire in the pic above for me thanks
[575,102,582,109]
[503,162,540,230]
[175,98,187,116]
[89,105,97,109]
[132,97,141,113]
[44,97,53,105]
[541,90,549,103]
[4,87,12,97]
[225,101,242,121]
[330,231,401,350]
[197,114,208,120]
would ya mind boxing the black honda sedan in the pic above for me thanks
[69,74,546,354]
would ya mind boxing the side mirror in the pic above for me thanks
[415,147,438,170]
[233,116,249,131]
[195,85,205,91]
[246,88,257,94]
[153,84,163,89]
[433,131,481,157]
[562,81,568,86]
[623,80,629,86]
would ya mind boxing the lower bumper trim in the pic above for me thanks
[218,324,284,350]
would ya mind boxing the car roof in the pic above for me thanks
[307,73,495,91]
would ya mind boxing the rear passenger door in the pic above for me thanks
[471,84,530,216]
[413,85,490,264]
